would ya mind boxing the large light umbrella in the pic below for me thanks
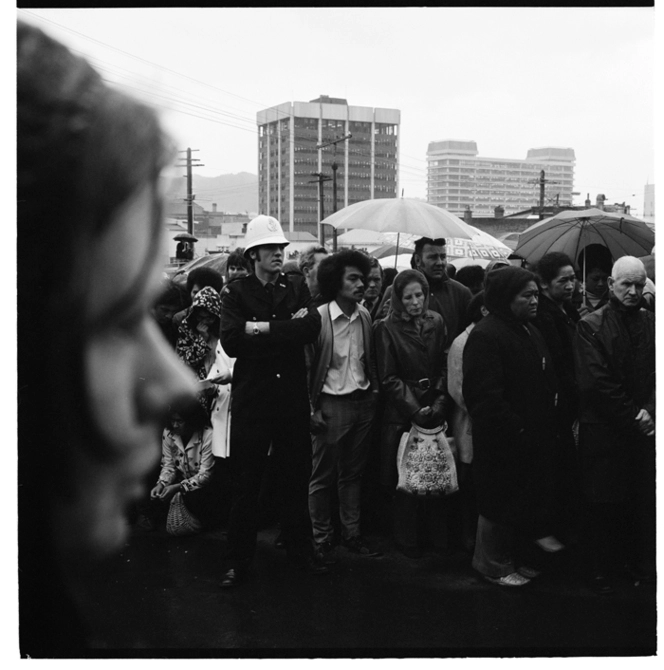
[373,225,510,268]
[514,208,654,267]
[322,198,477,240]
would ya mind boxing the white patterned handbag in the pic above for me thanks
[396,423,459,496]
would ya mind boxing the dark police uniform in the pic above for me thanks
[220,271,321,571]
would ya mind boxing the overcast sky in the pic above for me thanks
[17,7,655,214]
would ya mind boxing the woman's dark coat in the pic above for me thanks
[373,271,449,487]
[462,276,559,532]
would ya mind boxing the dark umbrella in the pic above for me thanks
[170,253,228,285]
[173,233,199,242]
[515,208,654,267]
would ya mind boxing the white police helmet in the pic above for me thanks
[243,215,289,257]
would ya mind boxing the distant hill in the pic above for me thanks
[165,172,258,214]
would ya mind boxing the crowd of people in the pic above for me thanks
[17,21,655,656]
[146,217,655,597]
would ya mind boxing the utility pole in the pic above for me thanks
[316,133,351,251]
[309,172,332,245]
[176,148,204,236]
[531,170,559,220]
[331,161,339,252]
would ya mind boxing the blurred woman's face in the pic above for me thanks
[74,186,197,557]
[401,281,425,317]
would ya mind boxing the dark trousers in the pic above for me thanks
[225,415,313,571]
[394,490,448,551]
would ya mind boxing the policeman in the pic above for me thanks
[219,215,326,586]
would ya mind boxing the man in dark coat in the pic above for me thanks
[463,266,561,586]
[219,215,325,586]
[412,237,472,351]
[574,256,655,594]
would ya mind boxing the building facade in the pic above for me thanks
[257,96,400,236]
[643,183,655,222]
[427,140,575,217]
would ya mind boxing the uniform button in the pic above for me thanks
[272,314,276,318]
[276,373,281,378]
[252,317,257,321]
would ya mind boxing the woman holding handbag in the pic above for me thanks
[374,270,453,559]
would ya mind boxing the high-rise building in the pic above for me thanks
[427,140,575,217]
[257,96,400,236]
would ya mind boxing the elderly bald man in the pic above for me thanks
[574,256,655,594]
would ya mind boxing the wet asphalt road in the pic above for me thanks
[83,525,656,657]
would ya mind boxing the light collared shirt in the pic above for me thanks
[321,300,370,395]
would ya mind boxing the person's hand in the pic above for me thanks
[412,406,433,427]
[310,409,327,434]
[196,322,210,340]
[636,409,655,437]
[158,484,181,501]
[430,397,447,425]
[150,483,165,500]
[207,370,231,385]
[291,308,308,319]
[198,379,218,395]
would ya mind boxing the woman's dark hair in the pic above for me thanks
[18,22,174,654]
[464,290,486,328]
[317,249,372,303]
[535,252,574,284]
[455,264,485,292]
[19,20,174,485]
[168,401,211,432]
[186,266,224,295]
[578,244,612,277]
[484,266,537,317]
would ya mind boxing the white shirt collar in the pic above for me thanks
[330,300,359,321]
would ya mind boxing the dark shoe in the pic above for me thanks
[342,535,382,557]
[220,568,243,589]
[315,540,339,565]
[589,574,614,595]
[396,543,423,559]
[289,553,331,575]
[274,531,286,549]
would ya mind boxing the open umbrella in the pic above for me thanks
[169,253,228,284]
[373,226,510,268]
[173,232,199,242]
[514,208,654,267]
[322,198,476,240]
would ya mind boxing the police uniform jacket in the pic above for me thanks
[220,272,321,420]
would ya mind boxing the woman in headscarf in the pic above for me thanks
[374,270,451,558]
[463,266,562,587]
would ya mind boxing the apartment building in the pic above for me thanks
[427,140,575,217]
[257,96,400,236]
